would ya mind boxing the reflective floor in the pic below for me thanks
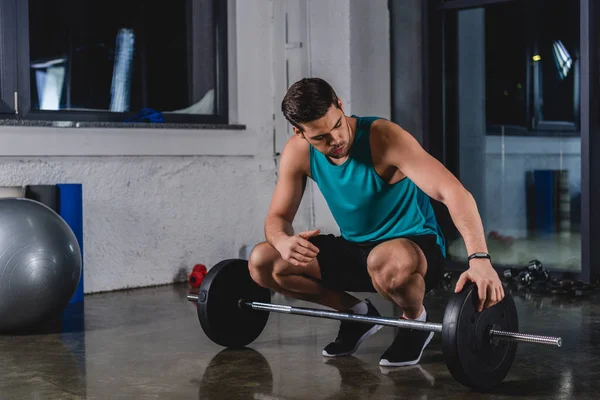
[448,234,582,272]
[0,277,597,399]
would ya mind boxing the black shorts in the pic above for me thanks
[307,234,446,293]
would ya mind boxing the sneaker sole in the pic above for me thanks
[322,324,383,357]
[378,331,434,367]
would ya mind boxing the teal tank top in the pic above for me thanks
[309,115,446,257]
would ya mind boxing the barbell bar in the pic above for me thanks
[187,258,564,391]
[186,293,562,348]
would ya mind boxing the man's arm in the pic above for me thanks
[375,121,487,257]
[264,136,320,266]
[265,136,307,247]
[374,120,503,310]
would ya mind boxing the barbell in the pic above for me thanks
[187,258,563,391]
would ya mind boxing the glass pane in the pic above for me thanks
[532,0,579,124]
[28,0,216,115]
[444,1,581,273]
[485,0,527,128]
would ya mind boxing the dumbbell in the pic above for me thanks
[503,260,549,287]
[188,264,207,288]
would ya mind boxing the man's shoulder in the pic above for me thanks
[368,118,416,156]
[355,115,392,134]
[368,118,397,142]
[285,134,310,155]
[280,134,310,175]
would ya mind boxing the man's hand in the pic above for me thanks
[274,229,321,267]
[454,259,505,312]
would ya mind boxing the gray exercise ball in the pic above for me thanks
[0,197,82,332]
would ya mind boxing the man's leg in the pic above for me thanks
[366,237,434,367]
[248,241,360,311]
[248,239,383,357]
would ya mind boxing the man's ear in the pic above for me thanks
[337,98,344,113]
[292,126,304,138]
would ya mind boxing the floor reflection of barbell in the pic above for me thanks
[187,259,563,391]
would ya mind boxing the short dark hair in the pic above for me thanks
[281,77,340,132]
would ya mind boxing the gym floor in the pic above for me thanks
[1,277,596,399]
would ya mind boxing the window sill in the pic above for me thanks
[0,118,246,130]
[485,134,581,155]
[486,124,580,137]
[0,119,256,157]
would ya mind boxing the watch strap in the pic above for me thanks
[468,252,491,261]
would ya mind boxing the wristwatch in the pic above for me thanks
[468,252,491,262]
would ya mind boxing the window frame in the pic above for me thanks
[528,0,580,132]
[0,0,19,114]
[424,0,600,284]
[0,0,229,125]
[436,0,581,137]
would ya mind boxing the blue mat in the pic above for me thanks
[58,184,84,304]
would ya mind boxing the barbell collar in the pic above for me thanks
[239,300,444,333]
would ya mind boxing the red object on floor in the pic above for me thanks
[189,264,207,288]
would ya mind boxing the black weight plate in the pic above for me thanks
[442,284,519,390]
[196,259,271,348]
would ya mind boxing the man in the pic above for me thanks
[248,77,504,367]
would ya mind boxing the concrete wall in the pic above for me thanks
[0,0,276,294]
[350,0,392,120]
[0,0,391,293]
[0,156,276,293]
[307,0,391,235]
[389,0,423,141]
[457,8,487,227]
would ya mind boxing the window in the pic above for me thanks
[530,0,580,129]
[0,0,228,124]
[484,0,580,135]
[484,1,528,129]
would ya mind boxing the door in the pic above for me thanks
[430,0,583,274]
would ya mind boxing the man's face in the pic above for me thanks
[294,103,351,159]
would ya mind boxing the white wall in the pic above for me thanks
[350,0,391,120]
[0,0,391,293]
[0,0,278,294]
[0,156,279,293]
[457,8,487,227]
[304,0,391,235]
[389,0,424,141]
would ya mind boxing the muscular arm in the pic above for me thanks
[374,120,488,257]
[264,136,310,249]
[374,120,503,308]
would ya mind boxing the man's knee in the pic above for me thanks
[369,262,414,293]
[248,242,278,287]
[367,240,422,293]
